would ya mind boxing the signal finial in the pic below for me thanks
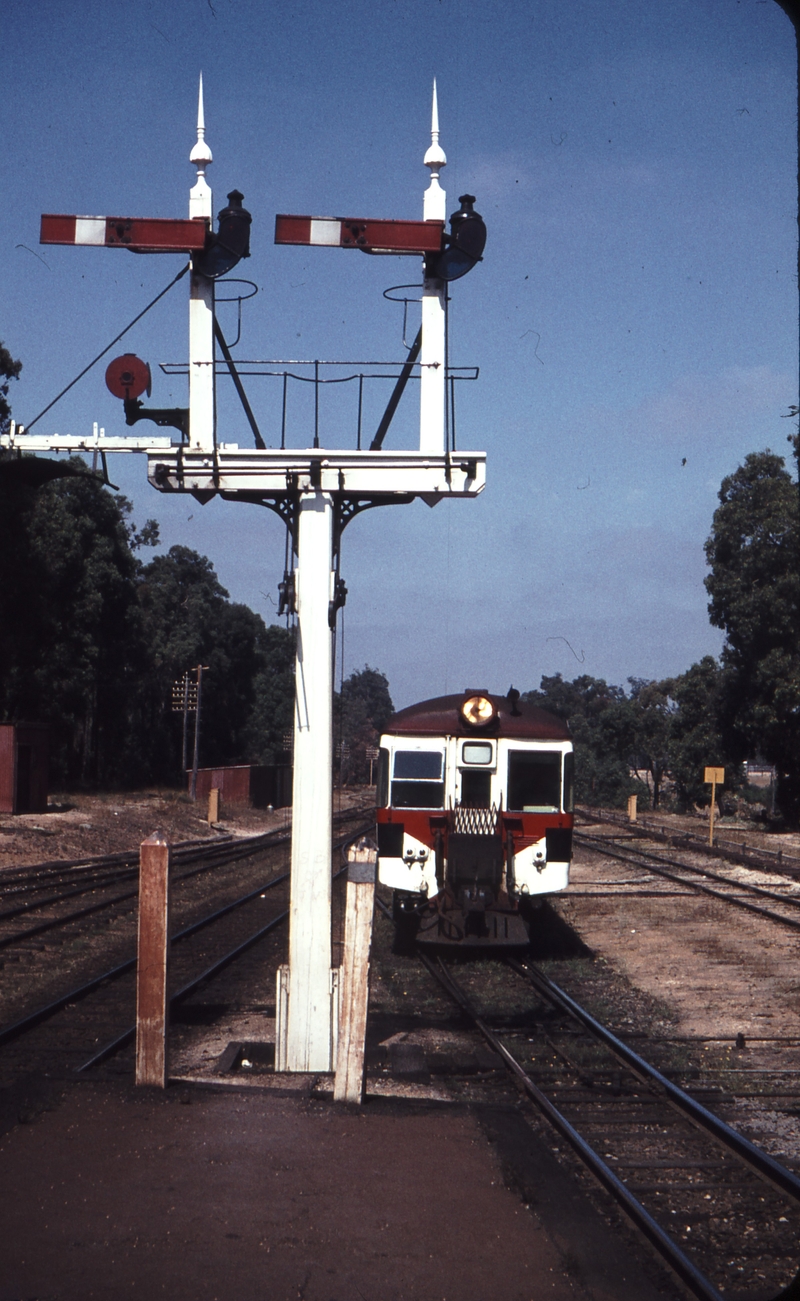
[189,73,213,220]
[423,80,447,223]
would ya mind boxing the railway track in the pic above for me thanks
[0,807,373,1087]
[574,827,800,933]
[577,807,800,880]
[369,897,800,1300]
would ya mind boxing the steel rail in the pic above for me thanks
[507,957,800,1205]
[1,864,142,905]
[575,830,800,910]
[574,832,800,934]
[0,832,235,889]
[577,807,800,878]
[0,829,290,950]
[0,865,291,1049]
[0,798,369,894]
[0,804,372,949]
[77,909,290,1070]
[416,950,727,1301]
[0,811,374,1051]
[78,833,366,1072]
[0,868,143,924]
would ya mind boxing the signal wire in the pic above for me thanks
[25,264,190,431]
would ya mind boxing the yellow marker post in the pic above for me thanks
[704,767,724,847]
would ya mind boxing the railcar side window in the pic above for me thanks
[507,750,562,813]
[376,748,390,808]
[563,751,575,813]
[391,749,445,809]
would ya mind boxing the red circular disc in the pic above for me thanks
[105,353,151,400]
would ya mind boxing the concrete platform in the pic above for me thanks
[0,1078,676,1301]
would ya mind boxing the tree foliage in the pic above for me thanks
[0,341,21,434]
[525,666,738,813]
[627,677,676,810]
[667,656,728,808]
[334,665,394,785]
[523,675,644,808]
[0,465,144,783]
[0,472,298,787]
[704,450,800,820]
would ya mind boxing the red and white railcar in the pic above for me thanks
[376,690,574,946]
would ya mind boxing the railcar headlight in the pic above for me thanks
[461,694,495,726]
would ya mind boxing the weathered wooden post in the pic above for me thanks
[208,787,220,824]
[627,794,638,823]
[334,840,377,1104]
[135,832,171,1087]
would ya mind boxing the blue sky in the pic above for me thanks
[2,0,797,709]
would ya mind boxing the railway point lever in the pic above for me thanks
[3,76,488,1074]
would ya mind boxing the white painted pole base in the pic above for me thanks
[278,491,336,1072]
[276,964,340,1072]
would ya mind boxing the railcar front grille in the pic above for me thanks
[453,803,498,836]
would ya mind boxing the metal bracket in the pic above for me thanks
[278,570,296,617]
[328,575,348,629]
[124,398,189,439]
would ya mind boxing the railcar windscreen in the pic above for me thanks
[507,750,562,813]
[391,748,445,809]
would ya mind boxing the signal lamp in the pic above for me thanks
[429,194,487,282]
[194,189,252,279]
[461,694,496,726]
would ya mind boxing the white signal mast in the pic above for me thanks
[420,79,447,454]
[3,79,487,1073]
[187,74,215,453]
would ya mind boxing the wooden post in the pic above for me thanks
[135,833,171,1087]
[334,841,377,1104]
[704,767,724,848]
[627,794,637,823]
[208,787,220,824]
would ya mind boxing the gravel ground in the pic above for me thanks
[556,830,800,1171]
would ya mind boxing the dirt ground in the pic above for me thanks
[0,788,370,869]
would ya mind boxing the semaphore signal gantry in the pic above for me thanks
[3,76,488,1074]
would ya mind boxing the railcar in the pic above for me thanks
[376,689,574,947]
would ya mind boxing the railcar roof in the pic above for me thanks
[383,693,571,741]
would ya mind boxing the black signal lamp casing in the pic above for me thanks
[428,194,487,282]
[195,189,252,279]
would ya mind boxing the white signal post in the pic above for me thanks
[284,493,336,1070]
[188,74,215,453]
[2,79,487,1075]
[420,80,447,455]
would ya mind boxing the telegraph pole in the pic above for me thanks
[189,664,208,802]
